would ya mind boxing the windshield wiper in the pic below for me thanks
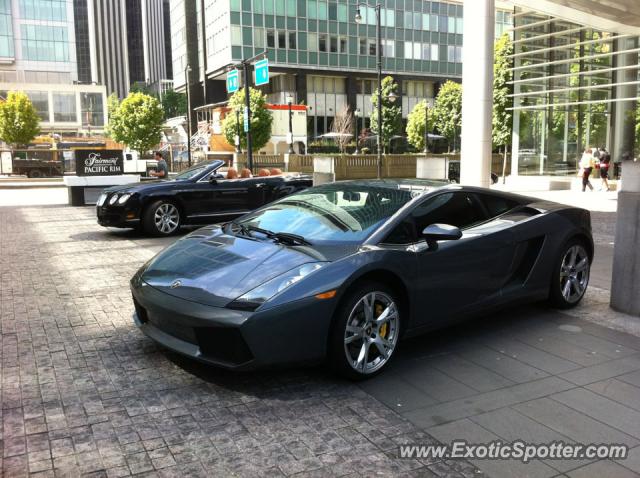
[223,221,253,238]
[246,225,311,246]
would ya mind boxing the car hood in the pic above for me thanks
[138,225,357,307]
[103,180,189,194]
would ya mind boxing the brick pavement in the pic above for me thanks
[0,205,481,478]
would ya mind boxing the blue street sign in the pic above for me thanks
[254,59,269,86]
[243,106,249,132]
[227,69,239,93]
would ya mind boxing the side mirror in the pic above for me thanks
[209,177,218,185]
[421,223,462,242]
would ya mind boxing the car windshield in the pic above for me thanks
[236,184,422,244]
[173,164,211,180]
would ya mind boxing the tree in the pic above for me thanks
[107,93,120,121]
[406,100,435,152]
[330,105,354,153]
[493,33,514,180]
[433,80,462,150]
[493,34,513,152]
[161,90,187,119]
[222,87,273,151]
[0,91,41,147]
[370,76,402,153]
[108,92,165,154]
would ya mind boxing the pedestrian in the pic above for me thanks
[579,148,594,192]
[150,151,168,179]
[598,146,611,191]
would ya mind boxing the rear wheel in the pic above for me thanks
[143,200,181,236]
[28,169,42,178]
[549,239,590,308]
[329,282,401,380]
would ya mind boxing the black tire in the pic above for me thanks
[142,200,181,236]
[548,238,591,309]
[28,169,42,178]
[328,281,401,380]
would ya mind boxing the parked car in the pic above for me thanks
[130,180,593,378]
[97,160,312,236]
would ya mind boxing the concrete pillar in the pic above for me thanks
[611,161,640,316]
[611,37,638,164]
[460,0,495,187]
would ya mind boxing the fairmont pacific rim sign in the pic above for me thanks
[75,150,124,176]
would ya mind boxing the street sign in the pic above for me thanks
[243,106,249,132]
[254,59,269,86]
[227,69,239,93]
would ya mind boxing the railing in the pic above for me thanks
[288,155,313,173]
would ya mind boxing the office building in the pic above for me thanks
[170,0,513,139]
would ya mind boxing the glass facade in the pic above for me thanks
[80,92,104,127]
[511,11,639,176]
[52,92,76,122]
[26,91,50,120]
[0,0,13,59]
[229,0,464,76]
[19,0,67,21]
[20,24,70,62]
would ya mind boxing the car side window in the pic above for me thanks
[384,192,487,244]
[478,194,520,218]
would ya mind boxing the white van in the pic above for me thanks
[123,151,158,176]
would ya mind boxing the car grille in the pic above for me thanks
[196,327,254,365]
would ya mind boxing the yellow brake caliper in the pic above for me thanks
[376,303,388,338]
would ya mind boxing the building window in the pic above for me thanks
[330,36,337,53]
[337,4,347,22]
[308,0,316,18]
[81,92,104,127]
[267,29,275,48]
[457,17,463,34]
[456,46,463,63]
[264,0,274,14]
[404,11,412,29]
[25,91,48,120]
[231,25,242,45]
[19,0,66,21]
[308,32,318,51]
[359,37,366,55]
[383,39,394,57]
[20,24,69,62]
[288,31,296,49]
[318,1,327,20]
[278,30,286,48]
[422,13,430,30]
[319,33,327,52]
[339,37,347,54]
[448,17,456,33]
[431,44,439,61]
[404,41,413,59]
[447,45,455,62]
[0,0,13,59]
[254,28,265,48]
[52,93,76,122]
[413,13,421,30]
[275,0,285,15]
[439,15,448,32]
[368,39,376,56]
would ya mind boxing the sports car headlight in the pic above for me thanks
[229,262,326,310]
[96,193,107,206]
[108,194,119,205]
[117,193,132,205]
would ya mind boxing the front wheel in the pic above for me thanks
[329,282,401,380]
[143,200,181,236]
[549,240,590,308]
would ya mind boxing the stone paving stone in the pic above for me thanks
[0,205,479,478]
[586,378,640,412]
[566,459,639,478]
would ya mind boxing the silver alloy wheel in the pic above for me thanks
[559,244,590,304]
[344,291,399,375]
[154,203,179,234]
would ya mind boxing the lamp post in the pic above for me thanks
[185,64,193,167]
[355,4,383,178]
[235,106,242,153]
[286,93,294,154]
[353,108,361,155]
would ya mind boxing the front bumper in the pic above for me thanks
[130,280,336,370]
[97,205,140,228]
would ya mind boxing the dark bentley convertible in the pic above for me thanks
[97,160,312,236]
[131,180,593,378]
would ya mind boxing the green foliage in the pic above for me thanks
[222,87,273,151]
[161,90,187,119]
[108,92,164,154]
[433,80,462,147]
[370,76,402,152]
[492,34,513,150]
[0,91,41,146]
[406,100,434,151]
[129,82,155,95]
[107,93,120,121]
